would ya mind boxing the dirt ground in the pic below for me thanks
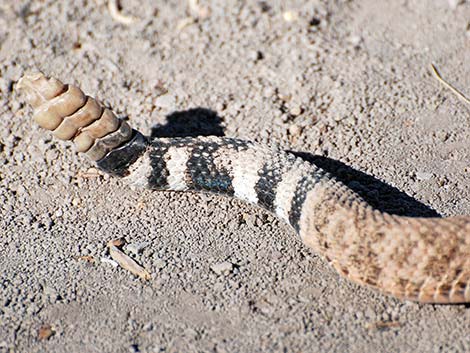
[1,0,470,352]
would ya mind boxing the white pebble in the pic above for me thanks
[211,261,233,275]
[125,242,150,255]
[348,35,362,47]
[154,259,166,269]
[283,10,299,22]
[289,106,302,116]
[154,94,176,110]
[101,257,119,267]
[416,172,433,181]
[289,124,302,136]
[447,0,462,9]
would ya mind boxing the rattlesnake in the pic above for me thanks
[16,72,470,304]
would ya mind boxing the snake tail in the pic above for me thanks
[17,72,470,304]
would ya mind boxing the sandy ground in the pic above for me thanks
[1,0,470,352]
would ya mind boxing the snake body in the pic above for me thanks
[17,73,470,304]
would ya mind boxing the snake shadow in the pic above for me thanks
[151,108,439,218]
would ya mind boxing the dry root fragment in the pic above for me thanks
[107,0,137,25]
[107,238,151,280]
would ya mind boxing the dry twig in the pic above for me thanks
[107,238,151,280]
[430,63,470,105]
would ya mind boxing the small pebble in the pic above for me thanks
[125,242,149,255]
[263,86,275,98]
[154,259,166,269]
[154,94,176,110]
[101,257,119,267]
[416,172,433,181]
[288,124,302,136]
[86,167,100,175]
[211,261,233,275]
[289,105,302,116]
[249,50,263,62]
[435,130,449,142]
[348,35,362,47]
[129,344,139,353]
[143,322,154,331]
[447,0,462,9]
[43,286,58,300]
[38,324,55,341]
[215,101,226,111]
[278,93,292,102]
[176,17,195,30]
[309,17,321,27]
[283,10,299,22]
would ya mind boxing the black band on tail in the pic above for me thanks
[96,130,148,177]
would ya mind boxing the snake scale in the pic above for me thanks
[16,72,470,304]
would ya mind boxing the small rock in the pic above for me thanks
[416,172,433,181]
[288,124,302,136]
[154,259,166,269]
[71,197,81,207]
[38,324,55,341]
[0,78,9,93]
[215,101,226,111]
[278,93,292,102]
[143,322,154,331]
[101,257,119,267]
[263,86,275,98]
[348,35,362,47]
[435,130,449,142]
[283,10,299,22]
[249,50,263,62]
[154,94,176,110]
[129,344,139,353]
[289,105,302,116]
[125,242,150,255]
[176,17,195,30]
[447,0,463,9]
[43,286,58,301]
[211,261,233,275]
[309,17,321,27]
